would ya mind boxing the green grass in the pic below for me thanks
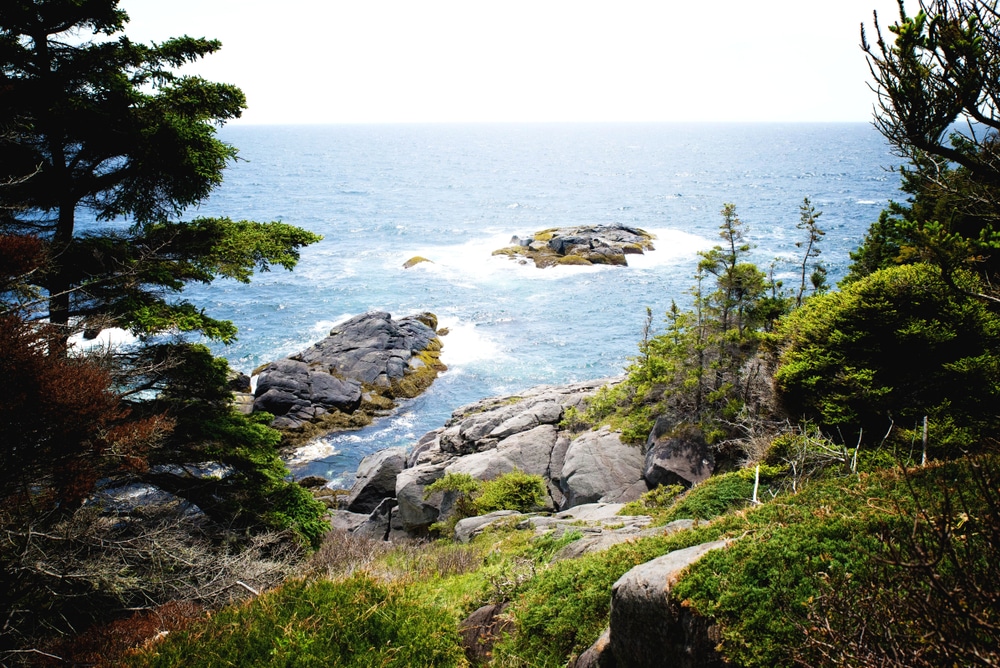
[128,575,466,667]
[126,454,999,668]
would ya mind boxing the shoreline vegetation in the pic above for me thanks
[3,0,1000,666]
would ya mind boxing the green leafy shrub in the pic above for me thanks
[776,263,1000,453]
[619,484,685,517]
[656,467,785,524]
[128,575,466,667]
[493,527,721,666]
[426,470,547,536]
[670,457,1000,667]
[474,470,547,515]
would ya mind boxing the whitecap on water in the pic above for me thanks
[285,439,343,467]
[68,327,138,351]
[622,228,713,269]
[437,318,504,367]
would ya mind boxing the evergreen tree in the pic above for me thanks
[0,0,320,343]
[852,0,1000,303]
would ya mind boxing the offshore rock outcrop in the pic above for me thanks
[250,311,446,443]
[493,225,655,268]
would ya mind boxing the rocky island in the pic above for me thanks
[243,311,447,445]
[492,224,656,268]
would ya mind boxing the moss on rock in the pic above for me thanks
[403,255,433,268]
[495,225,656,269]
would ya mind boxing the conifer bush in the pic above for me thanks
[775,263,1000,452]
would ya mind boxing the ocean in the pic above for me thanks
[170,123,900,485]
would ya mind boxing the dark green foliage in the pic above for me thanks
[426,470,547,535]
[619,483,686,517]
[61,219,321,342]
[798,456,1000,667]
[494,527,721,666]
[853,0,1000,303]
[776,263,1000,450]
[673,457,1000,668]
[585,204,788,445]
[128,575,466,667]
[0,0,320,342]
[474,469,548,515]
[657,467,785,523]
[143,344,329,548]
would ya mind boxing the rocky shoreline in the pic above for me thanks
[317,376,729,666]
[229,310,733,665]
[325,377,716,539]
[237,311,447,445]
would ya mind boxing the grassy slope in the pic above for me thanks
[126,455,996,667]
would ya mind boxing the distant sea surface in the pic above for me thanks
[163,123,900,485]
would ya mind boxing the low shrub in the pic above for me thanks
[425,470,547,536]
[672,456,1000,667]
[657,466,785,524]
[619,483,685,517]
[127,575,466,667]
[493,527,721,666]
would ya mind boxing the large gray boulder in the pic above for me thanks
[295,311,440,388]
[341,379,619,533]
[644,419,715,489]
[253,311,445,431]
[445,424,560,482]
[560,427,646,508]
[254,358,362,428]
[608,540,731,667]
[395,462,450,533]
[569,628,615,668]
[345,447,407,514]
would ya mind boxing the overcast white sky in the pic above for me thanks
[120,0,907,125]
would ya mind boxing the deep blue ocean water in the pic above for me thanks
[157,123,900,485]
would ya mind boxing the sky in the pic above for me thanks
[119,0,907,125]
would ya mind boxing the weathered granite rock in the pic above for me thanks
[493,225,655,269]
[553,519,695,561]
[252,311,445,433]
[347,448,406,513]
[329,509,369,533]
[645,419,715,489]
[296,475,329,489]
[403,256,432,268]
[352,497,397,541]
[408,429,446,467]
[459,603,513,665]
[560,427,646,508]
[446,424,560,482]
[345,447,407,514]
[344,379,619,533]
[608,540,731,668]
[254,358,363,428]
[454,510,521,543]
[570,628,616,668]
[451,502,671,546]
[395,462,450,532]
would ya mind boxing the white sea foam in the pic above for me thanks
[68,327,138,351]
[620,228,713,269]
[399,228,710,285]
[286,439,344,467]
[438,317,504,367]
